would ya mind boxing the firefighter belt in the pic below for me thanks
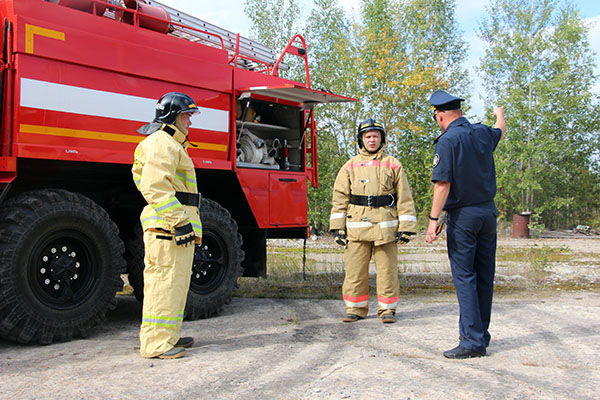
[349,194,396,207]
[139,229,195,358]
[342,240,399,318]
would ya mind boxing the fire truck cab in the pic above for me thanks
[0,0,354,343]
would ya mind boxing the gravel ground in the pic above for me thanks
[0,237,599,400]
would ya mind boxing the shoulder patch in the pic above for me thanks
[433,153,440,168]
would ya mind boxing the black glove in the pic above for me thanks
[435,211,447,235]
[332,229,347,246]
[397,231,414,244]
[435,221,446,235]
[174,223,195,247]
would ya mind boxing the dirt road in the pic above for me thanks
[1,237,599,399]
[1,292,599,399]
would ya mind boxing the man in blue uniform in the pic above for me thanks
[425,90,505,359]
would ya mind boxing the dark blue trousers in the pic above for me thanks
[446,201,497,353]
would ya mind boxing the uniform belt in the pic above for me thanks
[175,191,200,207]
[349,194,395,207]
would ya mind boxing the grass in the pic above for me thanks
[236,252,345,299]
[238,247,463,299]
[119,242,600,300]
[497,245,574,286]
[265,246,443,256]
[496,245,571,263]
[234,243,600,299]
[268,246,344,255]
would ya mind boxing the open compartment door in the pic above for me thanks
[235,85,356,189]
[239,84,357,105]
[304,109,318,188]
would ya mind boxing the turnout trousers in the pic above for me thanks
[342,240,399,318]
[139,230,194,358]
[446,201,497,353]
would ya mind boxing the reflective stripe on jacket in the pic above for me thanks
[132,124,202,236]
[329,148,417,245]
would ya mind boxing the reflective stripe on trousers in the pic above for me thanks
[377,295,399,310]
[342,240,399,318]
[343,293,369,308]
[139,229,195,358]
[142,311,184,327]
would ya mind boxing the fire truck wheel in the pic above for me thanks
[124,223,145,303]
[0,189,126,344]
[125,198,244,319]
[187,198,244,319]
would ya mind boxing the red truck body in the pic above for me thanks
[0,0,353,344]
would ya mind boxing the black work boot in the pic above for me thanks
[175,337,194,348]
[342,314,364,323]
[157,347,186,359]
[381,313,395,324]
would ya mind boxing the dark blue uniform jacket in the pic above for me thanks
[431,116,502,210]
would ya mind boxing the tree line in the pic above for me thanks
[244,0,600,232]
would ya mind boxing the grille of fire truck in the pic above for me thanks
[145,0,288,72]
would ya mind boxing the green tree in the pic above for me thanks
[243,0,304,81]
[479,0,600,228]
[243,0,359,232]
[243,0,472,230]
[244,0,300,50]
[357,0,469,218]
[304,0,361,231]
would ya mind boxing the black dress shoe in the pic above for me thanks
[443,345,485,359]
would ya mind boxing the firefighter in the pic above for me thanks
[426,90,505,359]
[330,118,417,323]
[132,92,203,359]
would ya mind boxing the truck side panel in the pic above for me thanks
[15,55,231,166]
[12,6,233,168]
[14,1,230,91]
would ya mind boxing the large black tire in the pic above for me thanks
[124,223,145,303]
[125,197,244,319]
[0,189,126,344]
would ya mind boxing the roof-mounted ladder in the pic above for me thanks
[145,0,288,71]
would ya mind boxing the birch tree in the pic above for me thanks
[479,0,600,227]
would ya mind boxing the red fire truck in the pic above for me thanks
[0,0,354,343]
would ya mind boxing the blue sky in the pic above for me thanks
[454,0,600,117]
[160,0,600,118]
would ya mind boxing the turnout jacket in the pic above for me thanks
[330,148,417,245]
[132,124,202,241]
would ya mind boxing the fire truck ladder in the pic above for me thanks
[145,0,288,72]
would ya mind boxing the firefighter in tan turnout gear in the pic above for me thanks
[330,118,417,323]
[132,92,203,359]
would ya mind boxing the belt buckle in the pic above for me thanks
[367,194,373,207]
[388,194,395,207]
